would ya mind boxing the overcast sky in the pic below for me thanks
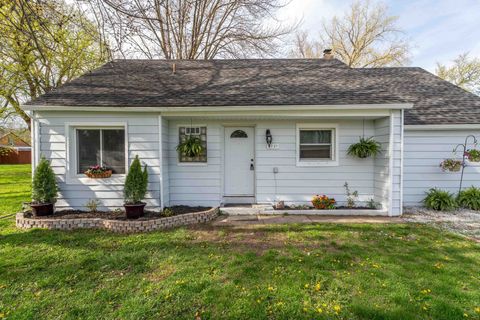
[277,0,480,72]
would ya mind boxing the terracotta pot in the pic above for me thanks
[30,203,54,216]
[124,202,146,219]
[85,170,112,178]
[274,201,285,210]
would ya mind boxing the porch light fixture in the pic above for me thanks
[266,129,273,147]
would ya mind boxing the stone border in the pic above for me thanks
[16,207,219,233]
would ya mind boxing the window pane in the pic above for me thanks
[102,130,125,174]
[300,145,331,159]
[77,130,100,173]
[300,130,332,144]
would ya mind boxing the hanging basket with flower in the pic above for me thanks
[85,165,112,178]
[311,195,336,210]
[439,159,462,172]
[465,149,480,162]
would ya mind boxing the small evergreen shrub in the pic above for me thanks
[422,188,457,211]
[457,186,480,210]
[124,155,148,204]
[32,156,58,204]
[347,137,381,158]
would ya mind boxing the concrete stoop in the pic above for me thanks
[220,205,392,216]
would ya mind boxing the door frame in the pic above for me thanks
[222,125,256,202]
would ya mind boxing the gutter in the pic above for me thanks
[21,103,414,112]
[405,124,480,130]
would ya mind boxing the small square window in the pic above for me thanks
[297,125,337,166]
[178,126,207,163]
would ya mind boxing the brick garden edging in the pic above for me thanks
[16,207,219,233]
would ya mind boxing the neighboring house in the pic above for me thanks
[0,132,31,164]
[22,55,480,215]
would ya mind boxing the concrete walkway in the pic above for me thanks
[211,214,403,226]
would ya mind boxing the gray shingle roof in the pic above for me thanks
[27,59,480,125]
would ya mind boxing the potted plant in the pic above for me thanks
[84,165,112,178]
[347,137,381,159]
[439,159,462,172]
[31,156,58,216]
[311,195,336,210]
[465,149,480,162]
[124,155,148,219]
[176,135,204,158]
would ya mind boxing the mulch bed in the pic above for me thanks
[27,206,212,221]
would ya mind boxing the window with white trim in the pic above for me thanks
[76,128,125,174]
[178,126,207,163]
[297,127,336,164]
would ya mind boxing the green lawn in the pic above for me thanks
[0,165,479,319]
[0,164,31,216]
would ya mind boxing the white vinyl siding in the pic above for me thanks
[403,129,480,207]
[167,120,222,206]
[256,120,375,206]
[36,111,161,210]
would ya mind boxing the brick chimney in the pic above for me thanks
[323,49,333,60]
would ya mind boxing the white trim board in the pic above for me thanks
[23,103,414,112]
[64,122,129,185]
[405,124,480,130]
[295,123,339,167]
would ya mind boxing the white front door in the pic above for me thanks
[224,127,255,196]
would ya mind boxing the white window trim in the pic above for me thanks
[296,123,339,167]
[65,122,128,185]
[176,124,208,166]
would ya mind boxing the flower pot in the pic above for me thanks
[85,170,112,178]
[30,203,54,216]
[124,202,146,219]
[274,201,285,210]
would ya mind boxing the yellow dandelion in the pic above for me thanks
[463,313,469,318]
[304,284,309,289]
[333,305,341,312]
[317,308,323,313]
[474,307,480,313]
[315,283,321,291]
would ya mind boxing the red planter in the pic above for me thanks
[30,203,54,216]
[124,203,146,219]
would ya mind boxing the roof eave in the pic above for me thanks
[22,103,414,112]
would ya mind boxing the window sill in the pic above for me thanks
[177,162,208,167]
[296,160,339,167]
[66,174,126,185]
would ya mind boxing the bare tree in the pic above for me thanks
[291,0,409,68]
[436,53,480,96]
[79,0,294,59]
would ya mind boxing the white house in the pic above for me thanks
[23,57,480,216]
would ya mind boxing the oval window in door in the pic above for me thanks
[230,130,248,138]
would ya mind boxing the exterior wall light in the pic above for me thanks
[266,129,273,147]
